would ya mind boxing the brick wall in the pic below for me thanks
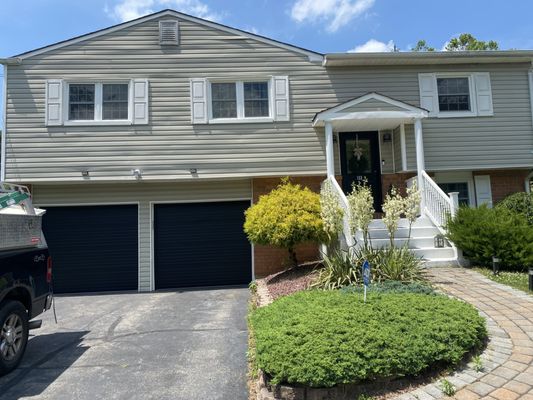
[251,175,325,278]
[473,169,530,204]
[381,172,416,200]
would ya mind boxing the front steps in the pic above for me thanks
[354,217,458,265]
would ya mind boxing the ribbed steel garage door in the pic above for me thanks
[42,205,138,294]
[154,201,252,289]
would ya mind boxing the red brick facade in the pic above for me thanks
[380,172,416,200]
[251,175,325,278]
[473,169,530,204]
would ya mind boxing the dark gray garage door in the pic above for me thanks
[154,201,252,289]
[42,205,138,294]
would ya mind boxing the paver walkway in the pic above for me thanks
[423,267,533,400]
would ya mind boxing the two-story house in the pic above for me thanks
[1,10,532,293]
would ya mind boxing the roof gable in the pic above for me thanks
[10,9,323,62]
[314,92,428,123]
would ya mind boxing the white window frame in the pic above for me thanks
[435,73,477,118]
[207,79,273,124]
[434,171,476,207]
[63,81,133,126]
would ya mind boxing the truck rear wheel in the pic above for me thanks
[0,300,29,376]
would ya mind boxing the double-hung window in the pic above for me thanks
[437,77,471,112]
[67,82,130,123]
[209,81,271,121]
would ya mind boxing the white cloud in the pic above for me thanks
[348,38,394,52]
[106,0,222,22]
[290,0,375,33]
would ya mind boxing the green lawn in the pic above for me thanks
[474,268,532,294]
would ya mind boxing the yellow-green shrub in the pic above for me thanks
[244,179,326,267]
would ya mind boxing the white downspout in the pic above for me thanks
[414,118,425,209]
[325,121,335,178]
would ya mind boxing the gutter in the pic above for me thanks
[0,58,21,66]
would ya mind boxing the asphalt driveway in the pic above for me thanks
[0,287,249,400]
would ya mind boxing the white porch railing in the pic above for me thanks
[419,171,459,233]
[324,176,355,250]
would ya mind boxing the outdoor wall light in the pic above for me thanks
[434,234,445,248]
[189,168,198,174]
[132,169,142,180]
[382,132,392,142]
[81,170,89,177]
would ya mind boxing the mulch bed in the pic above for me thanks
[264,261,321,300]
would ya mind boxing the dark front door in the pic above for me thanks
[339,132,383,211]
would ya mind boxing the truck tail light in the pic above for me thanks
[46,256,52,283]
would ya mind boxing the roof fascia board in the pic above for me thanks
[12,10,323,62]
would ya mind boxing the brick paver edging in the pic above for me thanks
[406,267,533,400]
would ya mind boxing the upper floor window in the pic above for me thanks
[67,82,130,123]
[437,77,471,112]
[418,72,493,118]
[209,81,270,121]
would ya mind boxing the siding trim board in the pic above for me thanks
[9,10,322,62]
[529,71,533,128]
[1,65,7,181]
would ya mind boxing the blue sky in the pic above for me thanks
[1,0,533,124]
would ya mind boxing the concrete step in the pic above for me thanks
[368,217,434,230]
[363,226,441,240]
[413,247,455,260]
[365,236,449,249]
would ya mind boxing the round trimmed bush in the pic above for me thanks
[250,290,486,388]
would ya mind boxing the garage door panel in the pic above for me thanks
[154,201,251,289]
[42,205,139,294]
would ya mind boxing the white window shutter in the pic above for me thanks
[474,175,493,208]
[190,78,208,124]
[272,76,290,121]
[45,79,63,126]
[418,73,437,116]
[474,73,493,116]
[133,79,149,125]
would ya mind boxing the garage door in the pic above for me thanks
[154,201,251,289]
[42,205,138,294]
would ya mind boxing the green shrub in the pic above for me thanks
[497,192,533,225]
[244,179,326,267]
[341,280,435,295]
[446,205,533,270]
[250,291,486,387]
[358,246,424,283]
[312,246,423,289]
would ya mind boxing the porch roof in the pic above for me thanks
[313,92,428,131]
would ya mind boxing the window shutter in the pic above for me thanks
[272,76,290,121]
[474,175,493,208]
[474,73,493,116]
[418,73,437,116]
[190,78,208,124]
[133,79,149,125]
[45,79,63,126]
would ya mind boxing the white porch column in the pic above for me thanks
[325,121,335,177]
[414,118,425,208]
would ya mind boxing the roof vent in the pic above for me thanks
[159,20,179,45]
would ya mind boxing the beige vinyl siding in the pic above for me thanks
[380,130,394,173]
[324,65,533,171]
[5,16,328,183]
[32,179,252,291]
[5,17,533,183]
[343,99,406,113]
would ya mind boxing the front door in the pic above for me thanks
[339,132,383,211]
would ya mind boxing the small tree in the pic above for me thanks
[404,181,421,244]
[347,181,375,247]
[320,180,344,245]
[445,33,498,51]
[411,40,435,52]
[382,186,404,246]
[244,179,326,268]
